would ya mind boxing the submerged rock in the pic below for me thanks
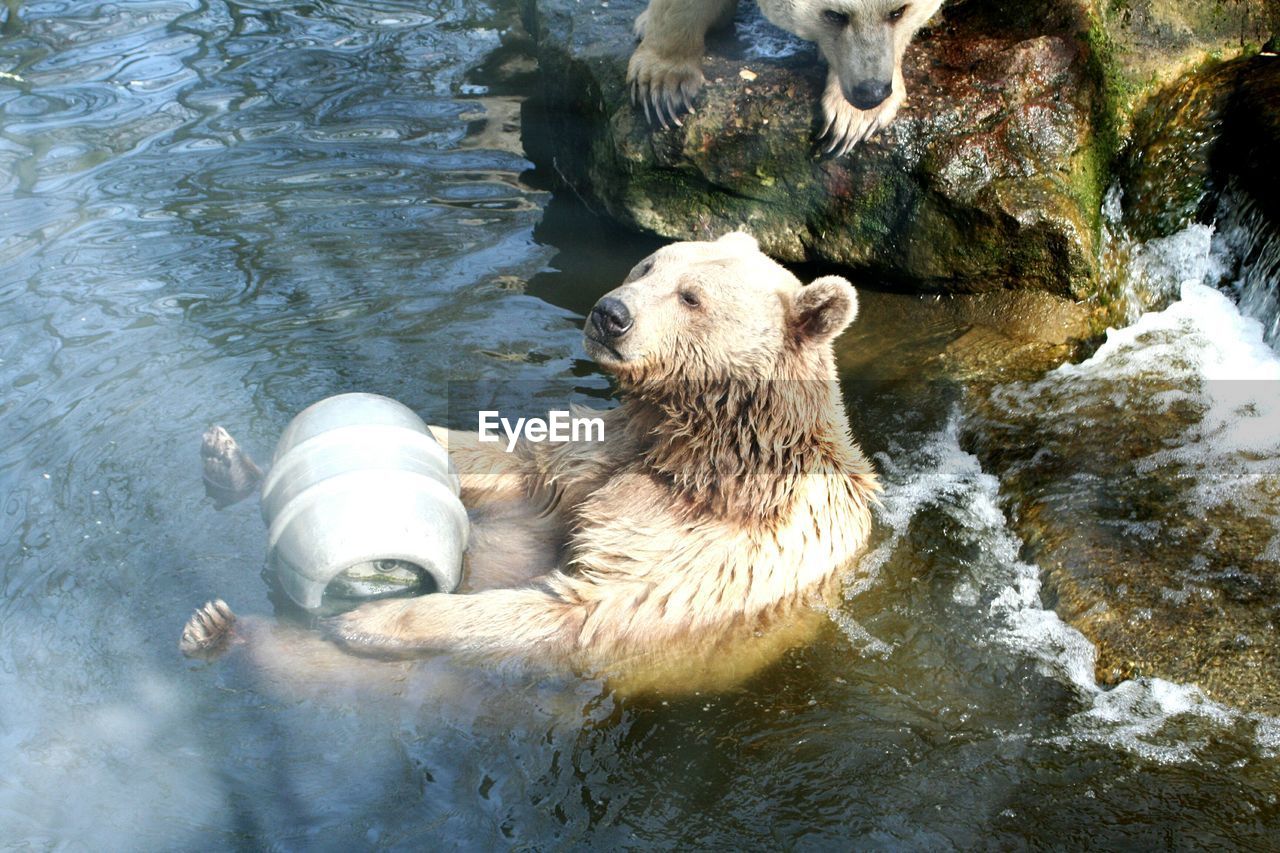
[963,281,1280,716]
[521,0,1104,297]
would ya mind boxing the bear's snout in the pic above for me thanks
[590,296,633,341]
[845,79,892,110]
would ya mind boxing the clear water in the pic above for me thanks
[2,1,1278,848]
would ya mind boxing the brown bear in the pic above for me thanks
[181,232,879,679]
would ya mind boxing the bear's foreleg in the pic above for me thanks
[627,0,738,128]
[324,583,586,662]
[819,66,906,156]
[428,425,539,508]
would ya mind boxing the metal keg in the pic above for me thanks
[260,393,467,610]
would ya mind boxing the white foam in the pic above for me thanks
[849,419,1100,687]
[839,199,1280,760]
[1040,281,1280,523]
[1063,282,1280,381]
[1098,186,1226,323]
[1014,195,1280,533]
[824,609,894,658]
[1213,186,1280,347]
[870,423,1280,762]
[983,208,1280,757]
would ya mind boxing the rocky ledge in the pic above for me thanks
[1121,54,1280,241]
[520,0,1103,298]
[519,0,1275,307]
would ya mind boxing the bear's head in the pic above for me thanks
[584,232,858,388]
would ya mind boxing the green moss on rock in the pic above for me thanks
[523,0,1106,296]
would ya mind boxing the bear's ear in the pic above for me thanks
[715,230,759,252]
[791,276,858,344]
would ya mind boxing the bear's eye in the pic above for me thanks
[679,290,702,309]
[887,4,909,22]
[822,9,849,26]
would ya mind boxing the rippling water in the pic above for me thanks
[2,1,1278,848]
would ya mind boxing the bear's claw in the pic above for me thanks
[818,70,905,157]
[626,46,702,130]
[201,426,263,509]
[180,599,237,659]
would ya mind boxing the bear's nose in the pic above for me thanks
[590,296,633,340]
[845,80,892,110]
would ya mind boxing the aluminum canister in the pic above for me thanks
[260,393,467,610]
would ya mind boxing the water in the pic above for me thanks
[2,1,1279,848]
[1216,184,1280,348]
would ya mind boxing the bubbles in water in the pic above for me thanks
[733,3,809,61]
[850,417,1100,687]
[966,201,1280,758]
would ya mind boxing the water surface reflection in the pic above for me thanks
[1,0,1278,848]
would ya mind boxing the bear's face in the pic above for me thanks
[584,232,858,385]
[780,0,939,109]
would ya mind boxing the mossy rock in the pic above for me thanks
[962,341,1280,716]
[1119,54,1279,240]
[1091,0,1277,133]
[522,0,1104,297]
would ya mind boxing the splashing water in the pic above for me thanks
[1098,186,1224,323]
[2,2,1280,848]
[1213,184,1280,348]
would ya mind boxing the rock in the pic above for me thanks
[1120,54,1280,241]
[521,0,1104,297]
[1216,55,1280,227]
[961,309,1280,716]
[1090,0,1277,135]
[519,0,1273,299]
[838,288,1093,383]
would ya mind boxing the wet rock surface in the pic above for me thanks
[1121,55,1280,241]
[521,0,1102,297]
[837,288,1093,384]
[961,288,1280,716]
[1218,56,1280,228]
[1094,0,1278,131]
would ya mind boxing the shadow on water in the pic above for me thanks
[0,0,1278,848]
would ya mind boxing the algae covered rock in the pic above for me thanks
[519,0,1274,297]
[962,283,1280,716]
[1120,54,1280,240]
[521,0,1103,297]
[1091,0,1277,132]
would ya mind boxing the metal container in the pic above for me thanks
[261,393,467,610]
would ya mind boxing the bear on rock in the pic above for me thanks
[627,0,944,154]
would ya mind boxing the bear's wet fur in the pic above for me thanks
[182,232,878,680]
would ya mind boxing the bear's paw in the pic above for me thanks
[627,44,704,130]
[180,599,237,659]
